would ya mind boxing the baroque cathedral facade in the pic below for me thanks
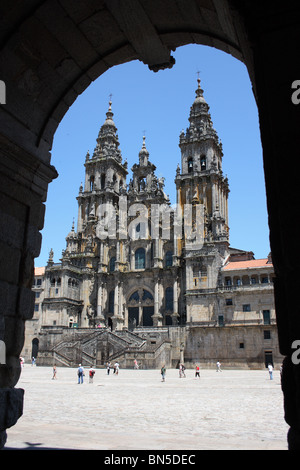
[25,80,281,369]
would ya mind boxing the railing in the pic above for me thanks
[188,282,274,294]
[187,318,277,327]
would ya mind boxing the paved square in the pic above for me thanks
[5,365,288,450]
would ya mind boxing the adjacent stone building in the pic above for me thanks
[22,80,281,369]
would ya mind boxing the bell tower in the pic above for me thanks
[175,79,230,318]
[176,78,229,245]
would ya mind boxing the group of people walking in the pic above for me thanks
[76,361,120,383]
[49,359,276,383]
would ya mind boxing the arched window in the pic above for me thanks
[90,175,95,191]
[135,247,146,269]
[142,289,153,301]
[200,155,206,171]
[135,222,146,240]
[109,256,116,272]
[165,251,173,267]
[113,174,118,191]
[188,157,193,173]
[100,174,105,189]
[108,290,114,313]
[165,287,173,311]
[129,291,139,302]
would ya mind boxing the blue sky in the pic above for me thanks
[35,44,270,267]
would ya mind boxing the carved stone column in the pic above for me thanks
[172,277,179,325]
[152,277,163,327]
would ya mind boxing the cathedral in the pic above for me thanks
[25,80,281,369]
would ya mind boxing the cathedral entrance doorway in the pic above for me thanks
[128,307,139,330]
[127,289,154,329]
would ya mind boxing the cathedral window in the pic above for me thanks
[165,251,173,267]
[68,278,78,288]
[188,158,193,173]
[109,257,116,272]
[90,175,95,191]
[108,290,114,313]
[263,310,271,325]
[142,289,153,301]
[135,247,146,269]
[264,330,271,339]
[193,266,199,277]
[165,287,173,311]
[200,155,206,171]
[113,174,118,191]
[101,174,105,189]
[129,291,139,302]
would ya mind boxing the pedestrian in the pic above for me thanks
[216,361,222,372]
[161,365,166,382]
[114,362,119,375]
[31,357,36,366]
[268,363,273,380]
[195,364,200,378]
[52,364,57,379]
[106,361,111,375]
[77,363,84,384]
[134,359,139,369]
[179,363,186,378]
[89,366,95,383]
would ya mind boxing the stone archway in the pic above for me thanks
[0,0,300,449]
[31,338,39,360]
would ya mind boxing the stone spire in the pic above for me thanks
[138,135,150,166]
[180,78,220,146]
[92,99,122,162]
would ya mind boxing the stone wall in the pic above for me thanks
[184,325,282,369]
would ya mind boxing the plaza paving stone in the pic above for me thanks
[4,365,289,451]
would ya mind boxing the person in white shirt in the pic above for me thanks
[268,363,273,380]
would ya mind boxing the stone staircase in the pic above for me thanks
[38,327,172,369]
